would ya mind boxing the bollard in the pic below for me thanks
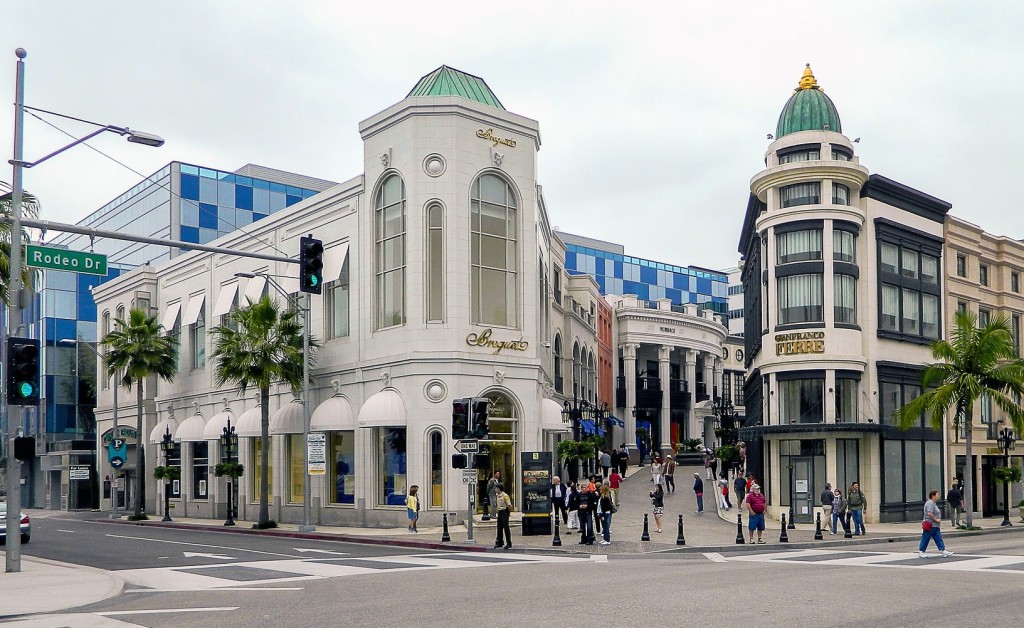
[441,513,451,542]
[814,511,823,541]
[736,513,746,544]
[844,512,853,539]
[676,513,686,546]
[482,496,491,522]
[641,513,651,541]
[553,516,562,547]
[780,513,790,543]
[787,507,796,529]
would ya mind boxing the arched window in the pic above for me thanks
[588,353,597,403]
[470,173,517,327]
[553,334,563,393]
[580,347,589,400]
[101,312,111,390]
[429,430,444,508]
[572,342,581,398]
[426,203,444,322]
[375,174,406,329]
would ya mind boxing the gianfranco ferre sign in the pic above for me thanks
[476,128,517,148]
[775,331,825,356]
[466,328,528,355]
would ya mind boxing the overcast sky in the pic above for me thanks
[2,2,1021,271]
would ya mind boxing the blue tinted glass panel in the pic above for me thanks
[199,168,217,179]
[673,273,689,290]
[180,164,199,175]
[235,185,253,210]
[253,189,270,212]
[198,228,218,244]
[665,288,682,304]
[76,320,97,342]
[78,290,97,322]
[614,260,623,278]
[565,252,577,270]
[181,226,200,243]
[199,177,218,203]
[199,203,218,229]
[252,178,270,190]
[697,277,712,295]
[235,176,252,186]
[640,266,657,285]
[46,270,77,291]
[596,276,606,293]
[252,213,268,223]
[217,207,236,232]
[303,189,318,198]
[269,182,286,193]
[269,192,286,212]
[235,210,253,227]
[180,199,199,227]
[180,174,200,200]
[55,318,78,343]
[218,181,235,206]
[286,194,302,206]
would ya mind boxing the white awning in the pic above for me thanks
[243,275,267,304]
[175,412,207,442]
[182,293,206,326]
[236,405,264,438]
[212,283,239,317]
[203,408,235,440]
[311,396,356,432]
[160,301,181,331]
[357,389,407,428]
[149,418,179,444]
[322,243,349,284]
[540,398,571,432]
[270,400,304,435]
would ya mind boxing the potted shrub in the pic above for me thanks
[214,462,245,479]
[557,440,595,483]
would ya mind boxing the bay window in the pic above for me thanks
[780,182,820,208]
[833,229,856,263]
[777,229,822,264]
[834,274,857,324]
[876,222,942,342]
[832,183,850,206]
[778,273,823,324]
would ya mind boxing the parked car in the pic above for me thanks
[0,502,31,544]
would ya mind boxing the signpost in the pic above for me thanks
[26,245,107,275]
[307,432,326,476]
[454,439,479,454]
[69,465,90,481]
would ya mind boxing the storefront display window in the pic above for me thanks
[377,427,407,506]
[288,435,304,504]
[329,431,355,505]
[251,438,272,501]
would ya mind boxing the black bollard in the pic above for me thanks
[780,513,790,543]
[641,514,651,541]
[441,513,451,542]
[553,516,562,547]
[736,513,746,544]
[787,507,796,529]
[676,513,686,546]
[843,512,853,538]
[814,512,823,541]
[482,496,491,522]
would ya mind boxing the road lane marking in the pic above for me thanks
[57,529,76,533]
[104,533,299,558]
[98,607,238,616]
[703,552,727,563]
[183,551,236,560]
[294,548,350,556]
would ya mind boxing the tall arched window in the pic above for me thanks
[580,347,589,400]
[572,342,581,398]
[553,334,563,393]
[375,174,406,329]
[588,353,597,403]
[101,312,111,389]
[429,430,444,508]
[426,203,444,322]
[470,173,517,327]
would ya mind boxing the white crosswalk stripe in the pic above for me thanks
[717,548,1024,574]
[119,552,603,591]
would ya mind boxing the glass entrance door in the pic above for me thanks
[792,456,814,524]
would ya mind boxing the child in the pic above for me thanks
[406,485,420,532]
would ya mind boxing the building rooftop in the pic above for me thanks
[775,64,842,138]
[407,65,505,110]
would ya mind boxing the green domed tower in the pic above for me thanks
[775,65,841,138]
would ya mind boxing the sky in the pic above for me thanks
[2,2,1022,272]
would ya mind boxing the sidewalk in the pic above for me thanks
[0,555,124,619]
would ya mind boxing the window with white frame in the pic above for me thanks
[191,309,205,370]
[327,254,350,339]
[426,203,444,322]
[375,174,406,329]
[470,174,518,327]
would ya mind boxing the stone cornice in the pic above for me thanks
[751,160,870,201]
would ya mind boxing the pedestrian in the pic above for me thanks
[598,485,614,545]
[847,481,867,535]
[734,473,747,508]
[600,449,612,478]
[745,473,755,494]
[919,489,954,558]
[820,483,833,525]
[578,483,596,545]
[609,468,622,507]
[493,484,513,550]
[566,481,580,530]
[720,479,732,510]
[945,482,963,527]
[711,456,719,482]
[830,489,847,536]
[593,478,603,535]
[693,473,704,514]
[406,485,420,532]
[551,476,568,525]
[746,483,767,544]
[650,484,665,533]
[663,455,676,493]
[651,457,663,488]
[704,452,714,480]
[486,471,501,518]
[618,445,629,476]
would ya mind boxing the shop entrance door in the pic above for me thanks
[792,456,814,524]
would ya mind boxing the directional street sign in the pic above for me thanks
[462,470,477,484]
[27,245,108,276]
[454,439,479,453]
[108,438,127,469]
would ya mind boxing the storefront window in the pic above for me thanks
[779,378,824,423]
[430,430,444,508]
[884,440,904,503]
[329,431,355,504]
[288,435,304,503]
[377,427,407,506]
[167,442,181,498]
[836,439,859,492]
[835,377,858,423]
[251,438,272,501]
[192,442,208,499]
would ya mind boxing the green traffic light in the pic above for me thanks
[18,382,34,398]
[310,276,319,287]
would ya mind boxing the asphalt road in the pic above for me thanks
[9,513,1024,627]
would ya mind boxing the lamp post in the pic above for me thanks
[220,417,238,527]
[160,426,173,522]
[6,49,162,574]
[997,422,1016,527]
[234,272,314,532]
[561,392,591,443]
[711,397,739,478]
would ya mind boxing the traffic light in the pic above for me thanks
[451,398,469,440]
[7,337,40,406]
[470,397,490,439]
[14,436,35,461]
[473,452,490,470]
[451,454,468,469]
[299,234,324,294]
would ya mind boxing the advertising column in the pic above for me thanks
[521,451,552,535]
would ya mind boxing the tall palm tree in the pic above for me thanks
[0,184,41,303]
[897,309,1024,527]
[102,308,179,520]
[211,295,314,528]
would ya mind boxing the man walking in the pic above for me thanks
[945,482,963,527]
[600,449,612,478]
[734,473,747,508]
[693,473,704,514]
[847,481,867,535]
[746,483,767,544]
[663,455,676,493]
[609,468,622,507]
[820,483,833,525]
[493,484,513,550]
[551,476,568,525]
[577,483,596,545]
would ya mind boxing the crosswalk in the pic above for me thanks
[119,552,602,591]
[711,548,1024,574]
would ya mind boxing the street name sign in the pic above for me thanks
[454,439,479,453]
[307,432,326,476]
[27,245,108,276]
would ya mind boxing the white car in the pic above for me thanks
[0,502,31,544]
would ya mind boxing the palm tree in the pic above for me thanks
[102,308,179,520]
[211,295,313,528]
[0,184,41,303]
[897,309,1024,527]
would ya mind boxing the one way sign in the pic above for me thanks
[454,440,479,453]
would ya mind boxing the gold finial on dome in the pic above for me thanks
[797,63,819,91]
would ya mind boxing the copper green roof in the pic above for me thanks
[407,66,505,110]
[775,65,841,138]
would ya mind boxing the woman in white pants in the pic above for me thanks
[651,458,664,488]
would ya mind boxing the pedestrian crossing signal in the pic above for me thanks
[299,235,324,294]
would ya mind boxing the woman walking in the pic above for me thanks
[651,457,664,488]
[830,488,846,535]
[919,490,954,558]
[406,485,420,532]
[598,486,614,545]
[650,484,665,533]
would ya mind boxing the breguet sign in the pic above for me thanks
[775,331,825,356]
[476,128,517,148]
[466,328,529,355]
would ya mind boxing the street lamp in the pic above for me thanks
[711,397,740,477]
[6,49,162,574]
[234,271,314,532]
[160,426,174,522]
[996,421,1017,527]
[220,417,238,527]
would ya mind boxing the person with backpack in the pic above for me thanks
[847,481,867,535]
